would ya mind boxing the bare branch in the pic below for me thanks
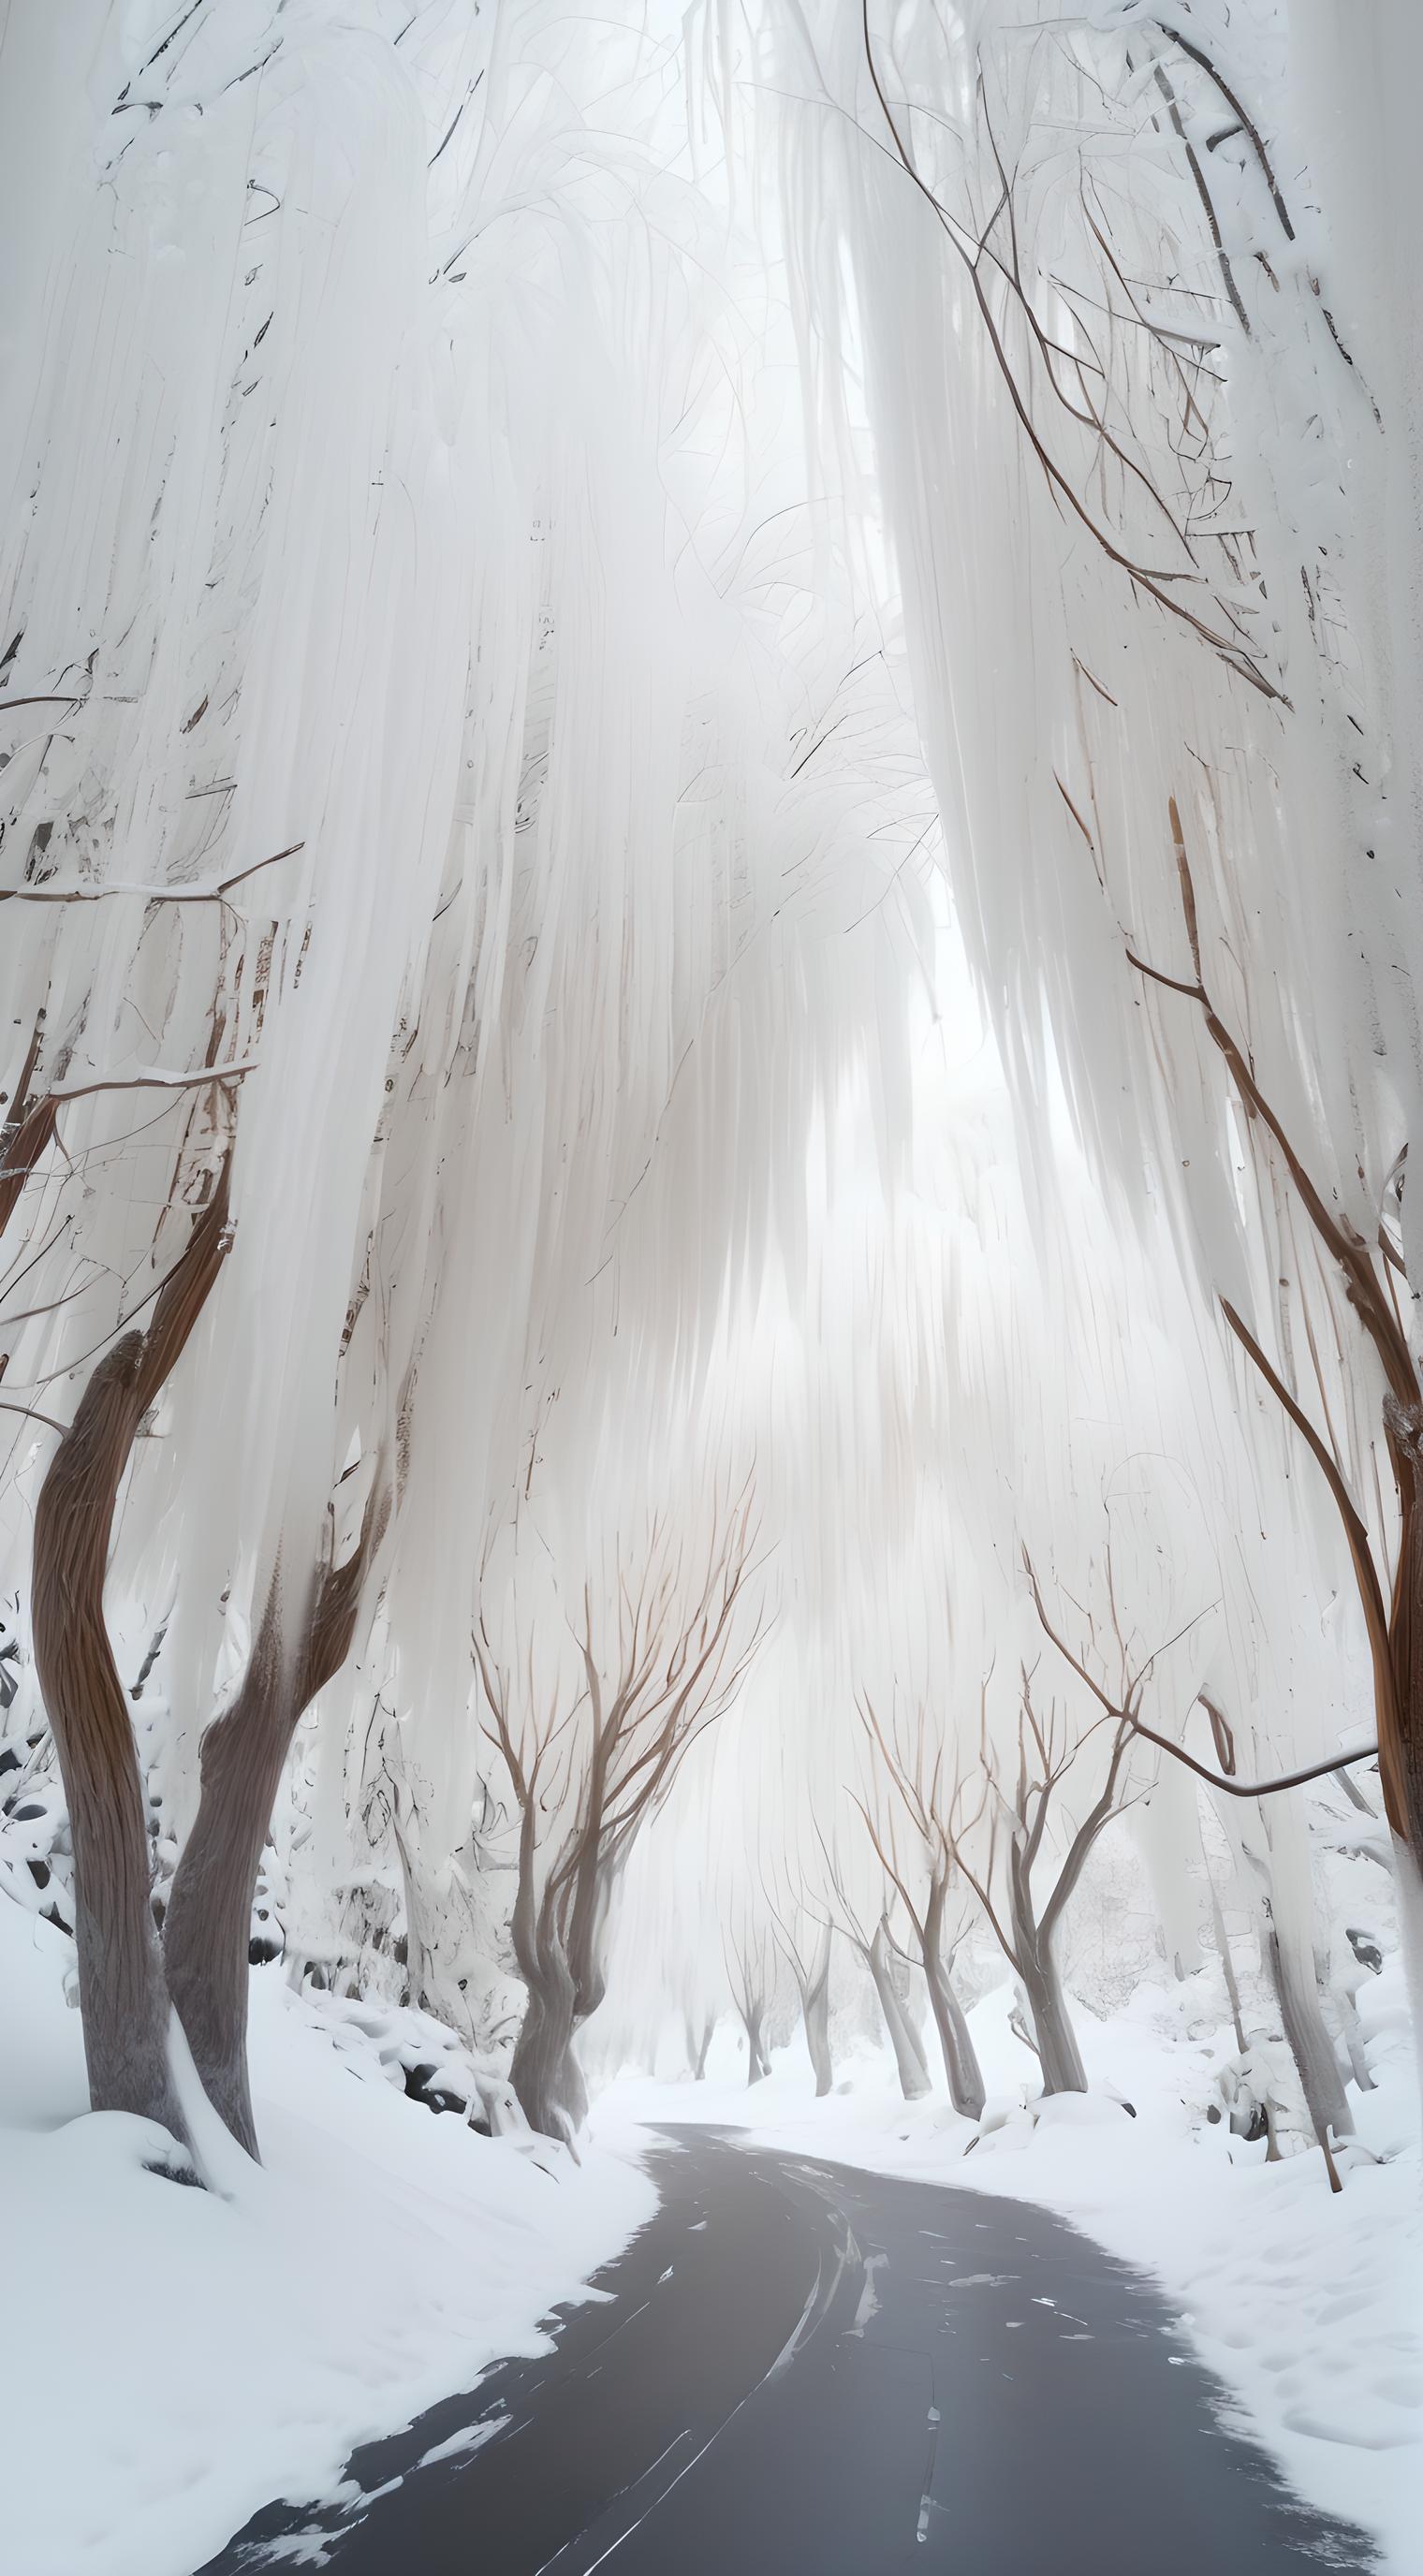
[1125,1707,1379,1801]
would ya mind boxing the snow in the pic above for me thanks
[3,7,1423,2569]
[594,1969,1423,2576]
[1,1901,655,2576]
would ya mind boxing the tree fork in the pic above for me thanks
[164,1477,389,2159]
[1009,1859,1090,2097]
[1130,802,1423,1862]
[796,1924,834,2097]
[162,1596,287,2158]
[509,1926,586,2137]
[868,1917,931,2101]
[923,1875,986,2119]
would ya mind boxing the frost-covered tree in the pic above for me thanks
[751,1,1423,1898]
[945,1659,1139,2098]
[0,0,923,2160]
[813,1818,932,2104]
[1,1,1411,2260]
[854,1692,985,2119]
[722,1899,779,2088]
[475,1473,766,2136]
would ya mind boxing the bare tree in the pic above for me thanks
[1029,1557,1356,2170]
[813,1824,932,2103]
[1191,1696,1357,2185]
[1129,803,1423,1866]
[853,1692,985,2120]
[1156,1682,1372,2163]
[946,1617,1143,2097]
[475,1479,766,2138]
[857,11,1300,701]
[723,1902,776,2086]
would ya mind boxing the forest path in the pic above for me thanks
[204,2124,1375,2574]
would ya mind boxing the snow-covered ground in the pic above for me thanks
[2,1903,655,2576]
[9,1874,1417,2576]
[594,1969,1423,2576]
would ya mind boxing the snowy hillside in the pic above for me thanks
[3,1903,653,2576]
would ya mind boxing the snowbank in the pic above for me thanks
[594,1973,1422,2575]
[2,1904,655,2576]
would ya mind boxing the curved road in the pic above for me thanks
[205,2126,1375,2575]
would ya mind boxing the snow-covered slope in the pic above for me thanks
[2,1902,655,2576]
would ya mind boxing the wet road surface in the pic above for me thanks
[203,2125,1375,2574]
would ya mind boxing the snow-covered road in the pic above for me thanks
[203,2128,1376,2573]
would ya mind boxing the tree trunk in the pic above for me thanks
[1333,1983,1376,2093]
[1266,1917,1355,2151]
[510,1938,587,2139]
[505,1812,588,2140]
[166,1500,380,2160]
[683,2010,716,2077]
[1385,1440,1423,1865]
[795,1921,833,2096]
[163,1601,290,2159]
[800,1969,833,2097]
[1204,1846,1248,2054]
[1016,1936,1088,2095]
[738,1996,770,2083]
[1005,1855,1087,2096]
[31,1164,229,2152]
[31,1337,191,2144]
[868,1919,931,2100]
[922,1881,984,2119]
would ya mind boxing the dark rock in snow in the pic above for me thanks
[403,2061,470,2117]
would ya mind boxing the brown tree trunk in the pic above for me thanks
[506,1833,589,2140]
[1008,1869,1087,2096]
[868,1918,931,2100]
[31,1336,191,2144]
[1386,1440,1423,1863]
[510,1938,587,2138]
[1017,1941,1088,2095]
[165,1492,381,2160]
[922,1877,985,2119]
[1005,1837,1089,2096]
[163,1600,289,2160]
[29,1167,231,2150]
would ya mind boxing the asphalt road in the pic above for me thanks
[203,2125,1376,2574]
